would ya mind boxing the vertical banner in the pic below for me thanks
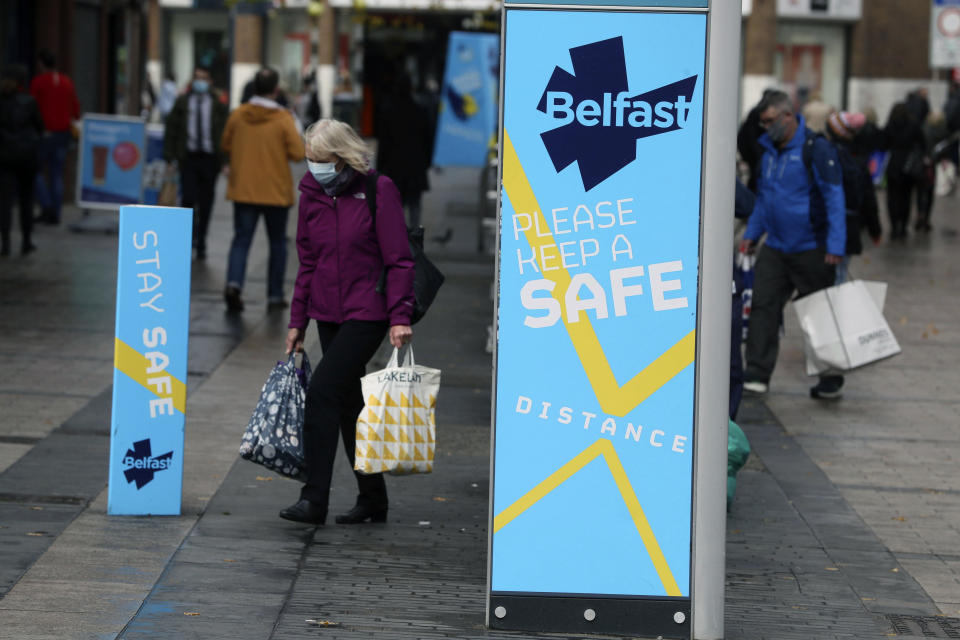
[490,7,706,638]
[108,206,193,516]
[77,114,147,209]
[432,31,500,167]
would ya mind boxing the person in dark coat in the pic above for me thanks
[905,88,930,129]
[737,89,777,193]
[375,74,433,228]
[280,119,415,527]
[0,64,44,256]
[917,110,948,232]
[825,111,882,283]
[883,102,926,239]
[163,65,229,260]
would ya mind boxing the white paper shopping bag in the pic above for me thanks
[354,346,441,475]
[794,280,901,375]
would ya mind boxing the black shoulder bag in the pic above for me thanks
[367,172,445,324]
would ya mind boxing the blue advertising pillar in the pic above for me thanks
[107,205,193,516]
[488,2,739,638]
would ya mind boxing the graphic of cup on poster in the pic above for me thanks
[80,117,145,206]
[492,10,706,600]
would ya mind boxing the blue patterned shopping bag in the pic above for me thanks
[239,352,311,480]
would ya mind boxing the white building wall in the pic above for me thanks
[168,11,230,91]
[847,78,949,124]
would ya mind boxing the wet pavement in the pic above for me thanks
[1,167,959,639]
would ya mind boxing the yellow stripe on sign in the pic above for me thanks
[493,438,681,596]
[501,130,695,417]
[114,338,186,414]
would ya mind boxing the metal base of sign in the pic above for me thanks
[489,595,691,638]
[68,211,119,235]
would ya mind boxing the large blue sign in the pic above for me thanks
[492,7,705,609]
[108,206,193,516]
[77,115,146,208]
[432,31,500,168]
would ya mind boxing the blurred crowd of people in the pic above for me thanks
[0,51,80,256]
[730,83,958,409]
[739,85,959,241]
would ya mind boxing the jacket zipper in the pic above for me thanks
[333,196,343,323]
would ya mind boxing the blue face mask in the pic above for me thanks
[192,79,209,94]
[307,160,339,185]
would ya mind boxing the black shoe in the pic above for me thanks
[279,499,327,525]
[224,286,244,312]
[194,248,206,261]
[21,242,36,256]
[267,299,288,311]
[335,504,387,524]
[810,375,844,400]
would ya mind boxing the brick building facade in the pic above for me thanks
[742,0,951,123]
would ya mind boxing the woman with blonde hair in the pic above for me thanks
[280,119,414,525]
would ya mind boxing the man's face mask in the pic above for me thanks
[764,112,790,144]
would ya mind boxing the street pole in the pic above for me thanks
[691,3,741,639]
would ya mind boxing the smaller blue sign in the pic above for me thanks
[108,205,193,516]
[142,125,166,206]
[77,115,146,208]
[433,31,500,168]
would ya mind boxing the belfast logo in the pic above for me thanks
[122,438,173,489]
[537,36,698,191]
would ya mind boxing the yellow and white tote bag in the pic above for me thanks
[354,346,440,475]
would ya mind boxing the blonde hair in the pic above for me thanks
[304,119,371,173]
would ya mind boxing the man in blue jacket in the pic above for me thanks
[740,90,846,399]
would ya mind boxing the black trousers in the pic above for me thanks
[745,246,835,384]
[180,152,218,253]
[0,168,35,253]
[300,320,389,510]
[886,175,915,236]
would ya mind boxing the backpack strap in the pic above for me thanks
[366,170,379,227]
[801,130,818,183]
[366,171,389,294]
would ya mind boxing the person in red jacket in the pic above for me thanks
[30,50,80,225]
[281,119,414,526]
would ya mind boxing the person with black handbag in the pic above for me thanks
[280,119,415,526]
[883,102,927,240]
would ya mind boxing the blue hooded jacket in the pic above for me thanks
[744,115,846,256]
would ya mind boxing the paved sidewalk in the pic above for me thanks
[1,170,959,639]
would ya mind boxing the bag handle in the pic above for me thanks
[387,344,416,368]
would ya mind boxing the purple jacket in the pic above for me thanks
[289,170,415,329]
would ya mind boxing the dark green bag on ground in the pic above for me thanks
[727,419,751,509]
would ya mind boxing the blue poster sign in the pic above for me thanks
[77,115,146,208]
[432,31,500,167]
[108,205,193,516]
[492,7,705,609]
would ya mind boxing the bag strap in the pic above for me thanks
[366,170,379,227]
[387,345,416,368]
[366,171,390,295]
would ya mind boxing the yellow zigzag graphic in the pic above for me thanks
[502,131,695,417]
[114,338,186,414]
[493,438,680,596]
